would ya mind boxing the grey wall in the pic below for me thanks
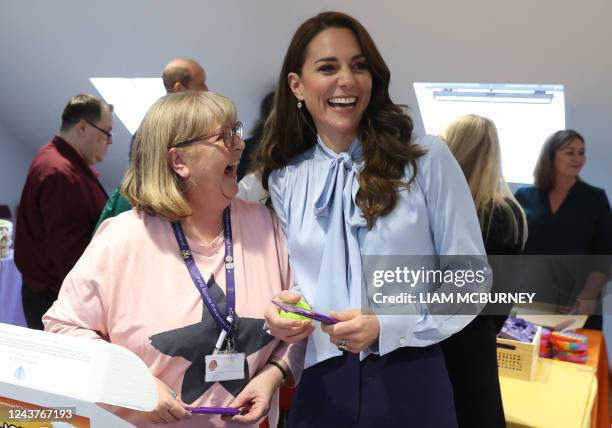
[0,122,34,216]
[0,0,610,194]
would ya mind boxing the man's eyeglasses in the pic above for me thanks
[174,121,244,149]
[85,120,113,140]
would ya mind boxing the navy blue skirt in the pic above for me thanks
[288,344,458,428]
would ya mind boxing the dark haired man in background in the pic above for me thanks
[15,94,113,329]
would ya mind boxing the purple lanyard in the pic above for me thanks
[171,208,235,333]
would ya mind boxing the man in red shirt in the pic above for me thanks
[15,94,113,329]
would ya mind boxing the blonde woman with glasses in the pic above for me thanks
[44,91,305,427]
[439,114,527,428]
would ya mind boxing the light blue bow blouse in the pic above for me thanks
[269,134,490,369]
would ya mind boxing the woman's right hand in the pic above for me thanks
[145,377,191,425]
[264,291,315,343]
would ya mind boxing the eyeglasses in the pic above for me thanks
[85,120,113,140]
[174,121,243,149]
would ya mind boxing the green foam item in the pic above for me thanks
[279,299,312,321]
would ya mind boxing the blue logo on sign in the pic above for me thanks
[14,366,25,380]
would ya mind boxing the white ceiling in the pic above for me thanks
[1,0,611,194]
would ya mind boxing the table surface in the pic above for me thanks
[501,357,597,428]
[500,328,610,428]
[0,250,27,327]
[575,328,610,428]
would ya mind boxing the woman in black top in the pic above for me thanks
[515,129,612,329]
[440,114,527,428]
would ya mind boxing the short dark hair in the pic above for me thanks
[534,129,585,190]
[162,63,193,93]
[60,94,112,132]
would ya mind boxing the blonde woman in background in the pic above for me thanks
[440,114,527,428]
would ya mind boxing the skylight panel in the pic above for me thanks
[90,78,166,135]
[414,83,565,184]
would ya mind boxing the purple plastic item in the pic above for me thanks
[497,317,538,343]
[185,407,241,415]
[272,301,339,325]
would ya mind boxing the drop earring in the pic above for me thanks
[297,100,303,109]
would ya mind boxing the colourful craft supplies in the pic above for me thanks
[549,331,588,364]
[550,331,587,345]
[498,317,538,343]
[552,340,587,352]
[539,327,552,358]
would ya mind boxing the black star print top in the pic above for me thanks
[44,198,306,428]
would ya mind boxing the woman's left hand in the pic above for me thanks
[321,309,380,353]
[224,364,284,425]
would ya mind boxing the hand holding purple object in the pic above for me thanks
[272,301,339,324]
[185,406,240,415]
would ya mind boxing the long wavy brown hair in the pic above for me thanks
[252,11,425,228]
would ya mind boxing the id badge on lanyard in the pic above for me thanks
[172,208,246,383]
[205,314,245,382]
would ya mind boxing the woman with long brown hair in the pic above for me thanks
[257,11,490,427]
[515,129,612,329]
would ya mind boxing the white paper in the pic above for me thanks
[512,303,587,331]
[0,323,157,411]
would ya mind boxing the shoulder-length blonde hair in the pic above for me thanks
[121,91,236,220]
[440,114,527,246]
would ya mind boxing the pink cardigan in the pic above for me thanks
[44,198,305,428]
